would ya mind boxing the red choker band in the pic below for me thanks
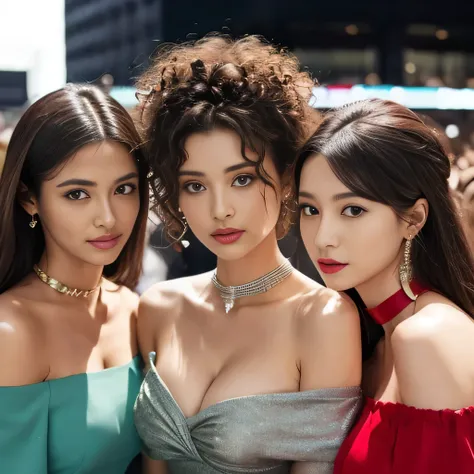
[367,281,429,325]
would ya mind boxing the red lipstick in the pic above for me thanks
[87,234,122,250]
[211,228,245,245]
[317,258,348,275]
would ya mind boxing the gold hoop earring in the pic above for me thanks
[168,215,188,242]
[399,237,415,300]
[29,214,38,229]
[177,222,188,238]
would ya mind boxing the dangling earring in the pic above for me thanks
[178,208,187,230]
[180,213,190,248]
[171,209,189,245]
[29,214,38,229]
[399,236,416,300]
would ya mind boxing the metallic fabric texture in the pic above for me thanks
[134,353,362,474]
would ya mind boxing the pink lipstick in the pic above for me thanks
[211,228,245,245]
[87,234,122,250]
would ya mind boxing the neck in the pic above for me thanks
[355,258,410,333]
[356,276,402,310]
[357,278,425,334]
[355,248,404,309]
[215,230,286,286]
[37,252,103,294]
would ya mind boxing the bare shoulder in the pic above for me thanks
[0,293,49,386]
[392,292,474,409]
[392,292,474,348]
[103,280,139,315]
[137,272,212,357]
[296,284,360,329]
[139,271,212,314]
[295,286,362,390]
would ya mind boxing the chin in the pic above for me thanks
[212,247,249,261]
[82,251,123,267]
[206,241,255,262]
[322,281,349,292]
[319,275,353,292]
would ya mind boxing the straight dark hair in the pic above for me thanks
[295,98,474,317]
[0,84,149,293]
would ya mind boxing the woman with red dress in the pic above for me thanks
[295,98,474,474]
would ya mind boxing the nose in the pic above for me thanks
[94,198,116,230]
[313,214,339,250]
[211,188,234,221]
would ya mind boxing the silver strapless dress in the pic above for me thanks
[134,353,362,474]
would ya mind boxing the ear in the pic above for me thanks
[405,198,429,238]
[17,181,38,216]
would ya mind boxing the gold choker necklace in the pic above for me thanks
[211,260,294,313]
[33,264,100,298]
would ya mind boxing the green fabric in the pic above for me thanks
[0,356,143,473]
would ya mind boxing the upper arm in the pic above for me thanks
[297,291,362,391]
[392,309,474,410]
[0,303,48,386]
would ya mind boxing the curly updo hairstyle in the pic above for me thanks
[137,35,316,240]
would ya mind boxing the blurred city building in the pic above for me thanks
[62,0,474,148]
[65,0,474,87]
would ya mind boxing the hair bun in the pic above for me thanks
[209,63,246,83]
[187,61,251,106]
[190,59,207,81]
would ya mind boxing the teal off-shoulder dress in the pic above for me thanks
[0,355,143,474]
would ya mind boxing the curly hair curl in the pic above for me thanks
[137,35,316,240]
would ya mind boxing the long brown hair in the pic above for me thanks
[295,98,474,316]
[137,35,316,240]
[0,84,149,293]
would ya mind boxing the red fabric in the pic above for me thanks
[367,281,429,325]
[334,397,474,474]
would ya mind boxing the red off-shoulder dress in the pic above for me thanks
[336,283,474,473]
[334,395,474,473]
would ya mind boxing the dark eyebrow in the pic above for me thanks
[114,172,139,184]
[298,191,315,200]
[56,179,96,188]
[56,172,139,188]
[298,191,359,201]
[333,192,358,201]
[178,170,205,177]
[178,162,256,178]
[224,162,256,173]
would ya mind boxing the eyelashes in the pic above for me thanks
[65,190,88,200]
[115,183,137,195]
[299,204,319,216]
[182,174,256,194]
[299,204,367,218]
[64,183,138,201]
[341,206,365,217]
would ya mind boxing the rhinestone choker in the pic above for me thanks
[33,264,101,298]
[211,260,294,313]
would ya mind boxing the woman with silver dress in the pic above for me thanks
[134,35,363,474]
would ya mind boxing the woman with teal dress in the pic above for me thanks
[0,84,149,473]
